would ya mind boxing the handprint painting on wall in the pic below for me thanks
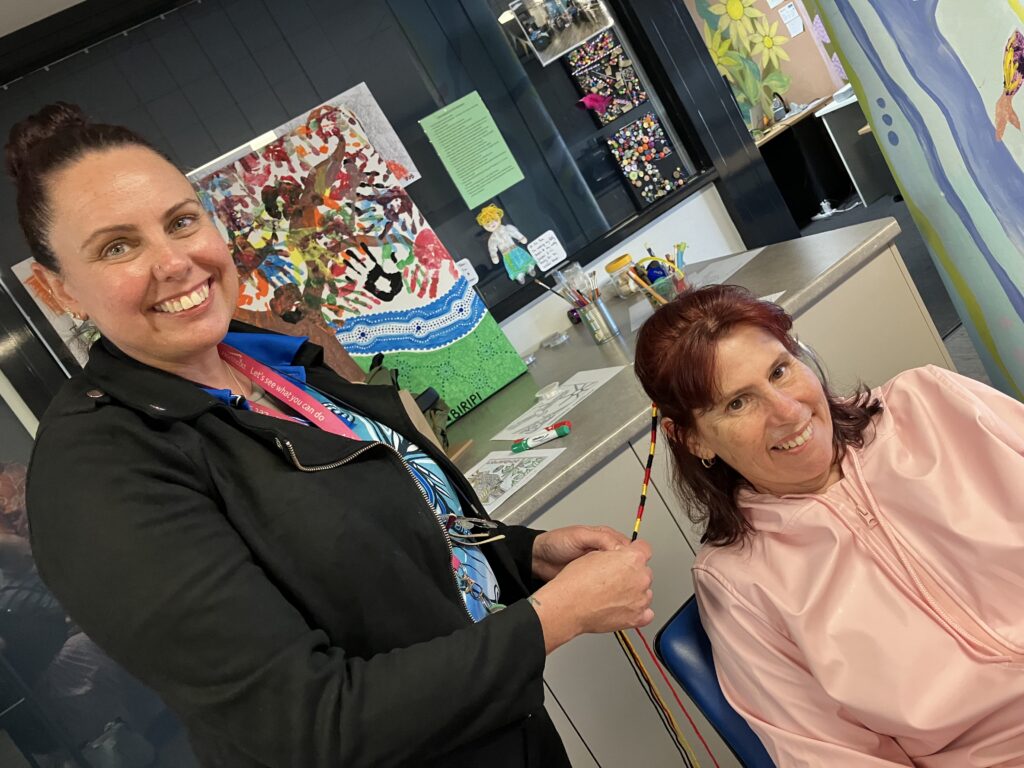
[191,104,525,422]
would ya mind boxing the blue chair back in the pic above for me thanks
[655,595,775,767]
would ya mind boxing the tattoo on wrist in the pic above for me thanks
[527,596,542,608]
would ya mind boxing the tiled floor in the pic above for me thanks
[943,325,991,385]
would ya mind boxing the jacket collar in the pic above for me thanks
[81,321,328,422]
[78,323,424,468]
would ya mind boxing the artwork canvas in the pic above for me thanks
[605,113,690,205]
[190,103,526,422]
[812,0,1024,395]
[566,30,649,126]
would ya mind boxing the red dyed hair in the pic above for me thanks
[634,285,881,546]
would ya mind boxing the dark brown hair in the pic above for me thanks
[634,285,882,547]
[4,102,164,271]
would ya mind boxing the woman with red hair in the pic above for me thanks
[635,285,1024,767]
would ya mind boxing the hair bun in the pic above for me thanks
[5,102,89,182]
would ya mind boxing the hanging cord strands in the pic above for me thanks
[612,402,724,768]
[631,404,659,541]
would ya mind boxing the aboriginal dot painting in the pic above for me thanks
[190,104,526,422]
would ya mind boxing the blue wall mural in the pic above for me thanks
[817,0,1024,398]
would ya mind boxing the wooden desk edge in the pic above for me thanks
[754,95,834,148]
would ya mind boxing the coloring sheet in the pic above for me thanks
[492,366,624,440]
[465,448,564,513]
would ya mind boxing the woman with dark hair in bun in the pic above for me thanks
[13,102,656,768]
[634,284,1024,767]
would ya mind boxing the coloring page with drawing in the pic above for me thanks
[492,366,624,440]
[464,449,565,513]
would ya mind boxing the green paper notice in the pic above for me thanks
[419,91,524,209]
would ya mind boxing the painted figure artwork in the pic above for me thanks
[476,204,539,283]
[814,0,1024,397]
[190,104,526,421]
[996,29,1024,140]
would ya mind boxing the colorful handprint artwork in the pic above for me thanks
[190,104,525,420]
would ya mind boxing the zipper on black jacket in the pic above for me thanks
[300,378,492,521]
[274,438,475,624]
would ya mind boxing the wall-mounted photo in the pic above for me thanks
[507,0,614,66]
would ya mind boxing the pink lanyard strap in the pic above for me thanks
[217,344,359,440]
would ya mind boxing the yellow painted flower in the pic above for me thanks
[702,21,739,83]
[750,18,790,69]
[709,0,764,45]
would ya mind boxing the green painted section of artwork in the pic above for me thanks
[352,314,527,424]
[419,91,525,209]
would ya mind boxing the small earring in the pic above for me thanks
[701,456,717,468]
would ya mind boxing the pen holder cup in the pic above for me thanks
[579,298,620,345]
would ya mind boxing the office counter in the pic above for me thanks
[448,217,952,768]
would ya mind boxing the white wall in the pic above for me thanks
[499,184,745,354]
[0,0,85,38]
[0,370,37,441]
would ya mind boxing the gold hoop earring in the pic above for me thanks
[701,457,716,468]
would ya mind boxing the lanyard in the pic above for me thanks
[217,344,359,440]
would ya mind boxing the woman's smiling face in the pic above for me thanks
[687,325,839,496]
[40,146,239,372]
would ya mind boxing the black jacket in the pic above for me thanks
[27,324,570,768]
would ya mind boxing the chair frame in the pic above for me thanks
[654,595,775,768]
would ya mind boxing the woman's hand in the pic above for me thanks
[528,539,654,654]
[531,525,631,582]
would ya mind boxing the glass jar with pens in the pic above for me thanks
[626,257,687,309]
[534,266,620,345]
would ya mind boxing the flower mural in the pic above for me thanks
[750,18,791,70]
[697,0,792,132]
[703,21,744,83]
[709,0,764,45]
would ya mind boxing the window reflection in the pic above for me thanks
[0,457,197,766]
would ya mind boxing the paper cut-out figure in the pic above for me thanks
[476,204,538,284]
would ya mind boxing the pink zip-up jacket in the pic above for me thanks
[694,366,1024,767]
